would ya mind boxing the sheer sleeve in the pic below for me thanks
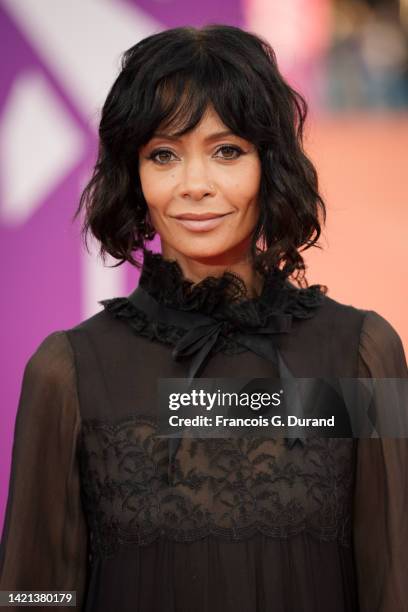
[0,331,89,610]
[353,310,408,612]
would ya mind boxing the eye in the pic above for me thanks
[148,148,177,165]
[214,145,243,160]
[146,144,244,164]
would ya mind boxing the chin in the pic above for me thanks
[180,246,230,260]
[161,227,255,260]
[169,240,249,263]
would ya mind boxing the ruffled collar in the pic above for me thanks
[136,249,326,329]
[100,249,328,466]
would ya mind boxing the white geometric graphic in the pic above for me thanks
[0,0,162,317]
[0,0,162,125]
[0,70,84,226]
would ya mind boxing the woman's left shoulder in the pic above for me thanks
[319,293,404,352]
[291,288,404,349]
[316,293,407,375]
[357,309,407,376]
[358,308,404,347]
[287,284,363,329]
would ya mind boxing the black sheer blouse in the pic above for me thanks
[0,249,407,612]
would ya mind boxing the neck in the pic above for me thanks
[161,243,264,299]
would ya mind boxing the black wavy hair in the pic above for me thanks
[74,24,327,287]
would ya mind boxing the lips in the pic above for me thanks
[175,213,229,220]
[173,212,232,232]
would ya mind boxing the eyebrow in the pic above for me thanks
[150,129,237,142]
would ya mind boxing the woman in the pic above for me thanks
[0,24,407,612]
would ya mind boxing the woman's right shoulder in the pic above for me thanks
[26,307,114,374]
[24,330,75,386]
[17,331,79,427]
[68,304,131,336]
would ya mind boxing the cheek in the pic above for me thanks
[243,158,262,197]
[220,158,261,207]
[139,165,171,210]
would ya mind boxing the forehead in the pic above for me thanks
[153,106,233,140]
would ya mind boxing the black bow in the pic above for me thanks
[128,286,305,484]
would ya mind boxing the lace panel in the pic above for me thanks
[79,415,355,559]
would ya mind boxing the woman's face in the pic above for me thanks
[138,106,261,263]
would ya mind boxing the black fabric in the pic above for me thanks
[0,248,407,612]
[121,283,300,480]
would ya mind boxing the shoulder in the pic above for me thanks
[359,309,405,350]
[358,309,407,377]
[311,291,405,349]
[317,292,364,320]
[64,303,146,363]
[289,285,405,354]
[287,284,366,334]
[68,306,122,334]
[21,309,129,399]
[288,288,407,376]
[24,308,120,382]
[313,292,407,377]
[24,330,74,385]
[17,332,79,420]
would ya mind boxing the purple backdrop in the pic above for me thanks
[0,0,243,534]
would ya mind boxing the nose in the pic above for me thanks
[179,157,216,201]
